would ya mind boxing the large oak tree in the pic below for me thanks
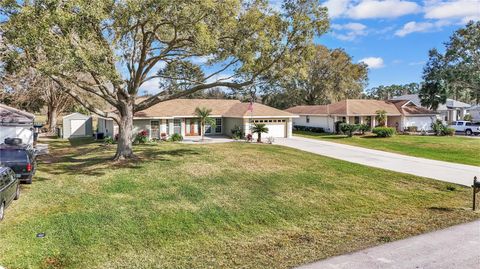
[1,0,328,159]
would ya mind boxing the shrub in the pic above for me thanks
[246,133,253,142]
[339,123,359,137]
[169,133,183,142]
[104,136,115,144]
[293,125,325,133]
[231,125,244,140]
[464,114,473,121]
[160,133,168,141]
[358,124,370,134]
[334,121,344,134]
[405,126,418,132]
[372,127,396,137]
[431,119,451,136]
[134,130,148,144]
[444,127,455,136]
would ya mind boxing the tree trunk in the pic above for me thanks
[114,100,134,160]
[257,133,261,143]
[47,105,58,133]
[201,122,205,141]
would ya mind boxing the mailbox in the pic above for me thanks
[472,177,480,211]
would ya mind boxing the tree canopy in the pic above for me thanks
[1,0,329,159]
[262,44,368,109]
[364,83,420,100]
[420,21,480,108]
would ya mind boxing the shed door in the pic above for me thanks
[71,119,86,136]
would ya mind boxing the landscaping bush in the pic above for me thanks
[372,127,396,137]
[358,124,370,134]
[104,136,115,144]
[245,133,253,142]
[134,130,148,144]
[339,123,359,137]
[169,133,183,142]
[293,125,325,133]
[231,125,244,140]
[334,121,344,134]
[160,133,168,141]
[463,114,473,121]
[405,126,418,132]
[444,127,456,136]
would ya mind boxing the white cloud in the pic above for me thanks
[347,0,421,19]
[139,78,161,95]
[424,0,480,22]
[323,0,351,18]
[359,57,385,69]
[331,22,368,41]
[394,20,449,36]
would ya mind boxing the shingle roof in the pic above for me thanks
[0,103,35,124]
[133,99,295,118]
[285,99,437,116]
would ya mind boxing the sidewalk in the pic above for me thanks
[297,220,480,269]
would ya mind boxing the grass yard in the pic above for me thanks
[295,131,480,166]
[0,139,478,269]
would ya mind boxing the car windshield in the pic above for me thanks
[0,149,28,162]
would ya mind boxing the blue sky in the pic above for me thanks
[316,0,480,88]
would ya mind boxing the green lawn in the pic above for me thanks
[0,139,478,269]
[295,131,480,166]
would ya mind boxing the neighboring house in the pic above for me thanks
[0,103,35,145]
[466,105,480,122]
[62,112,93,139]
[97,99,297,140]
[285,99,437,132]
[391,94,471,123]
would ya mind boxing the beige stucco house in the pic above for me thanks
[97,99,297,140]
[285,99,438,132]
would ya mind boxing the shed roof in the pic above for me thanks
[0,103,35,124]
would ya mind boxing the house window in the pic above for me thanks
[215,118,222,133]
[174,119,181,134]
[354,116,360,124]
[306,115,310,123]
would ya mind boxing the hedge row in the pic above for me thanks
[293,125,325,133]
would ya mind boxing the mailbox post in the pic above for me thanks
[473,177,480,211]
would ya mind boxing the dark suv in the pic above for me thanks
[0,167,20,221]
[0,144,37,184]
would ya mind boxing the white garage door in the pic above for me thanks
[70,119,86,136]
[405,116,434,131]
[251,119,287,140]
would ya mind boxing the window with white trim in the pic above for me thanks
[215,118,222,133]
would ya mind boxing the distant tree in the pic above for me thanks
[252,123,269,142]
[262,45,368,109]
[365,83,420,100]
[194,107,215,141]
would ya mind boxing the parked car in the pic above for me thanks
[0,167,20,221]
[0,143,37,184]
[449,121,480,136]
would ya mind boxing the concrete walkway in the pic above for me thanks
[274,136,479,186]
[296,220,480,269]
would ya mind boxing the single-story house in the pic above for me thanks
[62,112,93,139]
[285,99,438,132]
[0,103,35,145]
[391,94,471,123]
[97,99,297,140]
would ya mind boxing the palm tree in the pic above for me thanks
[195,107,215,141]
[375,110,387,127]
[252,123,269,143]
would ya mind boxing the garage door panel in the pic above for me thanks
[251,120,286,139]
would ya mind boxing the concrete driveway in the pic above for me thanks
[296,220,480,269]
[274,136,479,186]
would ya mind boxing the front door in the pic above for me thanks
[190,120,195,136]
[151,120,160,139]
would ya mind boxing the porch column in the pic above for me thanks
[385,116,388,127]
[345,116,350,124]
[371,116,376,128]
[287,118,293,138]
[181,119,186,137]
[243,119,250,135]
[168,120,174,135]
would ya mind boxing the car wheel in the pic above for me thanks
[465,130,472,136]
[0,202,4,221]
[14,184,20,200]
